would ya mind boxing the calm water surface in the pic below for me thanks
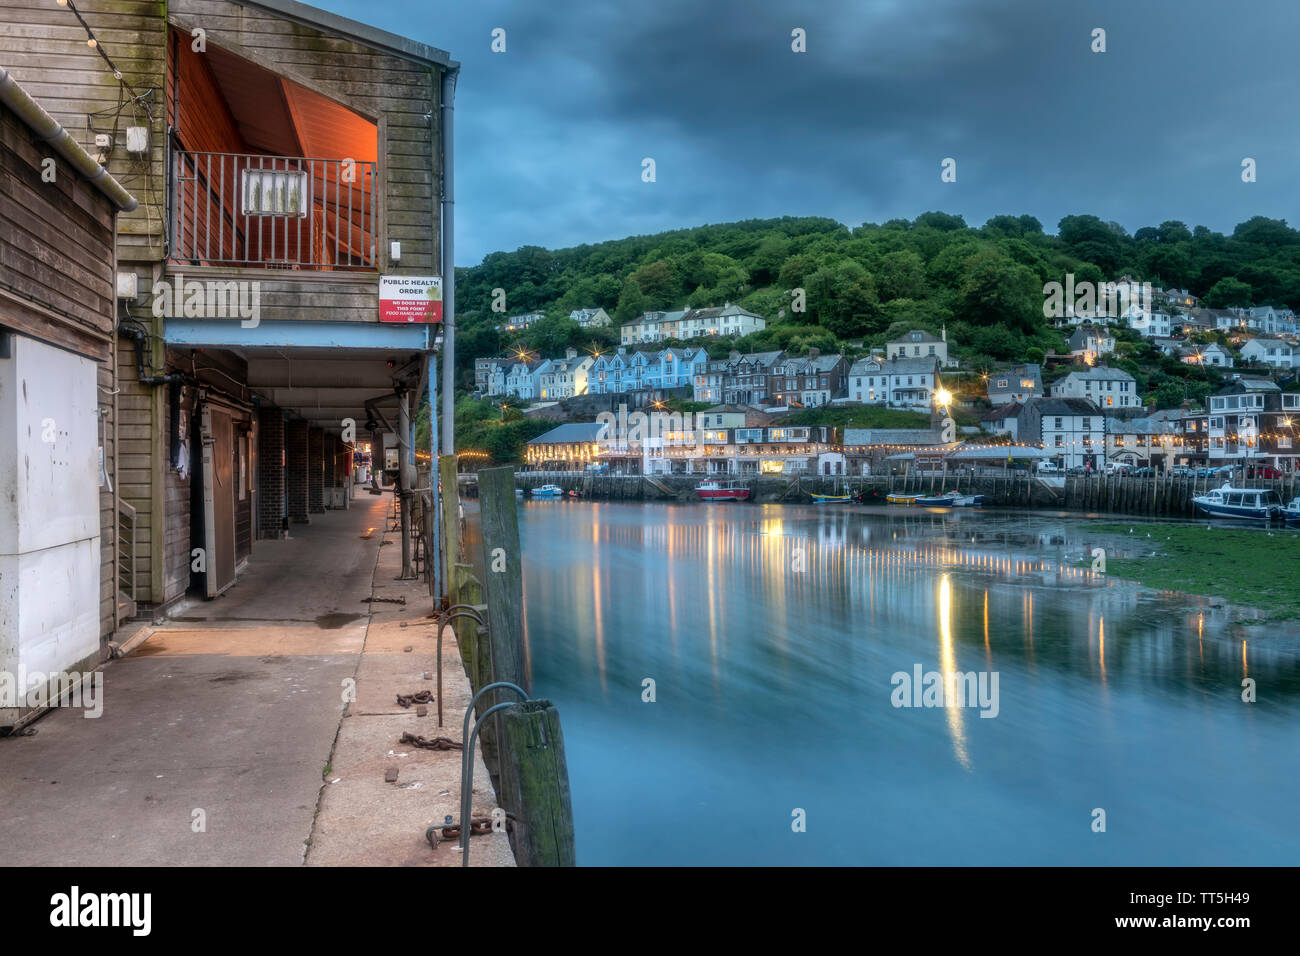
[494,500,1300,865]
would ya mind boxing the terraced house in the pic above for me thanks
[767,349,846,407]
[847,355,941,409]
[1206,378,1300,471]
[0,0,458,612]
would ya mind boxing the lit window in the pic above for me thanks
[242,168,310,217]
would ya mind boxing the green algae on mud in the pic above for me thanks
[1084,522,1300,623]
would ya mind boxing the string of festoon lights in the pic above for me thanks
[54,0,148,100]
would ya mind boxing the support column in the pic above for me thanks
[308,427,325,514]
[286,419,310,524]
[257,408,286,539]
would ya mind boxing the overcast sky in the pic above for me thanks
[325,0,1300,267]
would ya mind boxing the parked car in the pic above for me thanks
[1034,460,1062,474]
[1247,465,1285,479]
[1170,465,1193,477]
[1133,466,1157,477]
[1107,462,1135,476]
[1067,466,1088,476]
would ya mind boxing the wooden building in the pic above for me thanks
[0,0,457,612]
[0,66,137,727]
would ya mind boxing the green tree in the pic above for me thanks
[957,250,1040,333]
[1203,277,1253,308]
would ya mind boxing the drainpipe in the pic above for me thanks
[398,388,412,579]
[0,66,137,213]
[439,66,457,454]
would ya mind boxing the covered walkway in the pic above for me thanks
[0,495,510,867]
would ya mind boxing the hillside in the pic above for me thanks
[452,212,1300,385]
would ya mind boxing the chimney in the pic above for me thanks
[729,350,741,360]
[565,347,577,360]
[808,347,820,359]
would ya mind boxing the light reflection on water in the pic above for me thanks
[476,500,1300,865]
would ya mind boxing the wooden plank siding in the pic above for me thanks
[168,0,444,281]
[0,93,124,641]
[2,0,449,619]
[0,1,168,274]
[116,336,157,602]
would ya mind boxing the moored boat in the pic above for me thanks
[531,483,564,498]
[1192,483,1283,521]
[696,479,751,501]
[809,492,853,504]
[1283,497,1300,525]
[886,493,923,505]
[915,491,984,508]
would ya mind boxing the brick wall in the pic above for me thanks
[308,427,325,513]
[286,419,310,523]
[258,408,285,538]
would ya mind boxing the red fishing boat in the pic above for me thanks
[695,479,751,501]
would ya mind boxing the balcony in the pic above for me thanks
[172,151,377,271]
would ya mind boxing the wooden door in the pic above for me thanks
[200,404,237,597]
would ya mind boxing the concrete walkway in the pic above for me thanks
[0,492,511,866]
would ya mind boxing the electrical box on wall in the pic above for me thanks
[125,126,149,154]
[116,272,138,298]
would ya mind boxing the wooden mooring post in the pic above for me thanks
[498,700,577,867]
[475,465,576,865]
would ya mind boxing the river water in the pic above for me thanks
[495,500,1300,865]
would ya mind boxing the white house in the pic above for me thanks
[1240,337,1294,369]
[1124,308,1174,339]
[847,356,940,410]
[1068,325,1116,363]
[987,364,1042,406]
[886,328,954,367]
[537,350,595,399]
[1050,366,1139,410]
[505,359,543,400]
[677,304,766,339]
[570,307,611,328]
[1021,397,1105,470]
[1180,343,1234,368]
[503,310,546,332]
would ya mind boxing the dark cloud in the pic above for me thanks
[326,0,1300,264]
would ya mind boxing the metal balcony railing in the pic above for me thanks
[171,151,377,270]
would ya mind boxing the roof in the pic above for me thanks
[527,423,608,444]
[684,304,762,320]
[981,402,1023,421]
[1028,397,1102,416]
[889,329,942,343]
[235,0,458,69]
[1220,377,1281,392]
[1056,365,1136,382]
[843,428,944,446]
[1107,417,1175,435]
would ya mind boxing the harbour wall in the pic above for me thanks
[456,471,1300,520]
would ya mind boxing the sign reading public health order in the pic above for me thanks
[379,275,442,323]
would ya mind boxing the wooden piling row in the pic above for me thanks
[470,466,577,867]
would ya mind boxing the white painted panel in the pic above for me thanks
[0,336,98,555]
[0,539,100,725]
[0,336,102,726]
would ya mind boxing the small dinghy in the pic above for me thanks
[915,491,984,508]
